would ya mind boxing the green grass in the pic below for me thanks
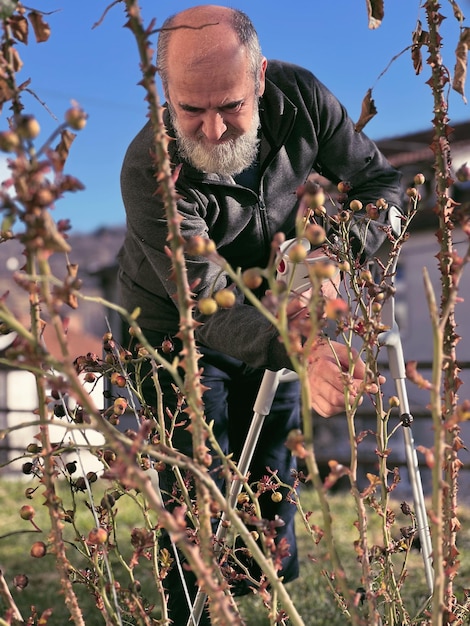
[0,478,469,625]
[236,486,470,624]
[0,477,160,626]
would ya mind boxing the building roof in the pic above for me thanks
[377,120,470,169]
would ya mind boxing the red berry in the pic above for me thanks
[406,187,419,199]
[242,267,263,290]
[0,130,20,152]
[113,398,128,415]
[13,574,29,590]
[65,106,87,130]
[349,199,363,212]
[161,339,174,354]
[311,261,337,280]
[66,461,77,474]
[313,205,327,217]
[30,541,47,558]
[337,180,352,194]
[288,243,308,263]
[103,449,117,464]
[87,527,108,545]
[20,505,35,520]
[86,471,98,483]
[197,297,218,315]
[366,203,380,220]
[110,372,126,388]
[214,289,236,308]
[16,115,40,139]
[305,223,326,246]
[185,235,207,255]
[22,462,34,475]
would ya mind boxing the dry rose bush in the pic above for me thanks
[0,2,469,625]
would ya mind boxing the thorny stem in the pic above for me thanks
[122,0,226,613]
[424,1,462,621]
[27,237,122,625]
[137,501,169,624]
[345,276,399,622]
[423,266,445,625]
[26,271,86,624]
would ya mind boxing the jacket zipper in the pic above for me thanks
[257,189,270,249]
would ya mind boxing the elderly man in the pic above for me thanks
[118,5,402,623]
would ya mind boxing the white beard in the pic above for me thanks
[169,105,260,177]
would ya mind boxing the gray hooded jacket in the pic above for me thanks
[118,60,403,371]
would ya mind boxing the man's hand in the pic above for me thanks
[308,340,384,418]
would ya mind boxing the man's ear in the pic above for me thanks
[257,57,268,97]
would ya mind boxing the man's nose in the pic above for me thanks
[201,111,227,142]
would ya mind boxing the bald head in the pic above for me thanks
[157,5,264,95]
[166,4,236,35]
[156,6,266,176]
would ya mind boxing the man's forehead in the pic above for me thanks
[167,37,252,94]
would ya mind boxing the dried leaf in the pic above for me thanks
[411,45,423,75]
[452,27,470,103]
[0,77,15,104]
[416,445,435,468]
[449,0,465,21]
[57,174,85,193]
[67,263,79,280]
[366,0,384,29]
[411,21,428,75]
[51,129,76,173]
[42,210,72,254]
[360,472,381,497]
[27,11,50,43]
[405,360,432,390]
[354,88,377,133]
[9,14,28,44]
[323,459,350,490]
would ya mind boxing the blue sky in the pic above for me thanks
[6,0,470,233]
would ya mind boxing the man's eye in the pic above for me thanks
[223,102,243,112]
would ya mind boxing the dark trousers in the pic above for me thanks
[134,331,301,625]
